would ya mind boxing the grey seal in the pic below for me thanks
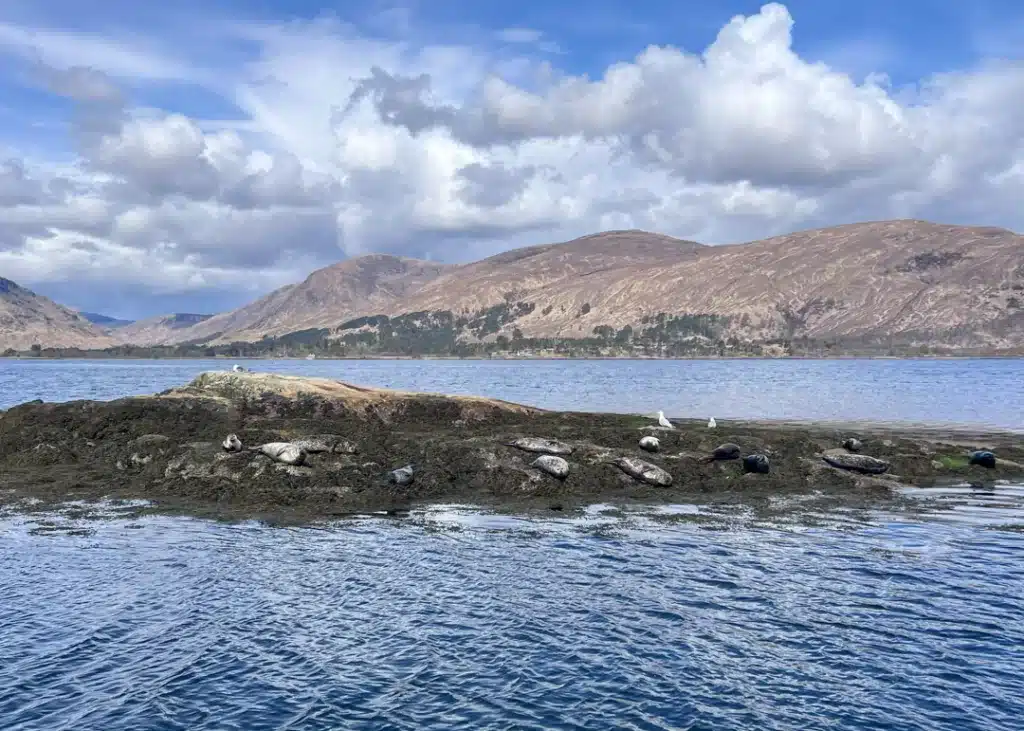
[842,438,863,452]
[742,453,770,474]
[638,436,661,453]
[611,456,673,487]
[969,450,997,469]
[532,455,570,480]
[822,450,889,475]
[222,433,243,452]
[255,442,306,466]
[704,443,742,462]
[509,437,573,456]
[388,464,416,486]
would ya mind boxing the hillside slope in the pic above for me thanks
[0,278,117,351]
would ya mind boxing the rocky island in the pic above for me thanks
[1,372,1021,523]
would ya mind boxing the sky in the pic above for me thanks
[1,0,1023,319]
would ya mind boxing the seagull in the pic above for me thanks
[656,410,674,429]
[708,417,717,429]
[232,364,246,373]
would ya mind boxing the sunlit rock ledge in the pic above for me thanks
[1,371,1021,522]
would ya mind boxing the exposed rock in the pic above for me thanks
[531,455,570,480]
[969,450,997,469]
[291,435,359,454]
[509,437,573,456]
[742,453,770,474]
[256,442,307,466]
[611,456,673,487]
[822,449,890,475]
[638,436,661,453]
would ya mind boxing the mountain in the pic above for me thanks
[111,313,214,346]
[0,278,117,351]
[80,312,135,329]
[333,220,1024,351]
[94,220,1024,353]
[132,254,455,345]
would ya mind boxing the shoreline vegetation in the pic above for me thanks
[1,371,1021,524]
[5,306,1023,359]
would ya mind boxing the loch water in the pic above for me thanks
[1,358,1023,730]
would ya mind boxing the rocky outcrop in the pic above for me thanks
[1,372,1022,521]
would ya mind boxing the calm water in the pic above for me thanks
[2,358,1024,730]
[1,357,1023,429]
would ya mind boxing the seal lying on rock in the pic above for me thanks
[611,456,673,487]
[742,453,770,474]
[822,449,889,475]
[969,450,997,469]
[639,436,661,453]
[532,455,570,480]
[843,438,863,452]
[704,443,742,463]
[254,442,307,466]
[388,464,415,486]
[509,437,573,456]
[222,434,243,452]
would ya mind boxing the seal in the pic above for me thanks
[656,411,675,429]
[704,443,741,462]
[969,450,997,469]
[388,464,415,486]
[742,453,770,474]
[822,449,889,475]
[231,364,247,373]
[611,456,673,486]
[532,455,570,480]
[255,442,307,466]
[639,436,661,453]
[843,438,863,452]
[222,433,243,452]
[707,417,717,429]
[509,437,573,456]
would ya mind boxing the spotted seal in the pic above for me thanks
[509,437,573,456]
[532,455,570,480]
[388,464,416,486]
[255,442,307,466]
[638,436,661,453]
[611,456,672,487]
[222,433,243,452]
[822,449,889,475]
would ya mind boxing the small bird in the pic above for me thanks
[656,410,674,429]
[708,417,717,429]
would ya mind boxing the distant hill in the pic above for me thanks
[111,313,215,346]
[154,254,455,345]
[0,278,117,351]
[79,312,135,329]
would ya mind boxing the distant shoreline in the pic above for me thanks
[2,353,1023,361]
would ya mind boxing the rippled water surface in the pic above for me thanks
[2,504,1024,731]
[2,358,1024,729]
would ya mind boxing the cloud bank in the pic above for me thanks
[0,3,1023,316]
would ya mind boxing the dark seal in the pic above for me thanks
[969,450,997,469]
[704,443,741,462]
[742,453,770,474]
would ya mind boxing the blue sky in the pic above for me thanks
[1,0,1023,319]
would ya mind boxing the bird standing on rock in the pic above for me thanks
[708,417,717,429]
[656,411,674,429]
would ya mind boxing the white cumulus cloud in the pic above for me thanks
[0,2,1022,317]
